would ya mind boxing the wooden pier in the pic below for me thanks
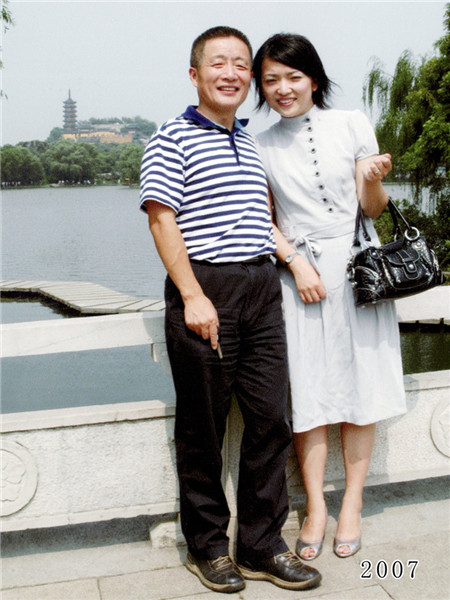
[0,280,165,314]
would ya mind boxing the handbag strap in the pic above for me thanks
[352,203,372,247]
[352,199,419,247]
[387,200,419,239]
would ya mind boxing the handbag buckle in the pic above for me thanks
[404,227,420,241]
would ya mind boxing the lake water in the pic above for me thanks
[2,186,448,413]
[2,185,167,299]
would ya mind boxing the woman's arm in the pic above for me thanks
[267,190,326,304]
[356,153,392,218]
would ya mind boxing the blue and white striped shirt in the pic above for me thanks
[140,106,276,262]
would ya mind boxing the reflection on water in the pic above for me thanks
[1,296,76,323]
[400,326,450,375]
[2,345,175,413]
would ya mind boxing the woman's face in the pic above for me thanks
[261,57,317,118]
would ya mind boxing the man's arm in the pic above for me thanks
[146,200,220,349]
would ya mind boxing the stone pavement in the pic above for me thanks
[1,477,449,600]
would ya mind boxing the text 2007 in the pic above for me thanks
[360,560,419,580]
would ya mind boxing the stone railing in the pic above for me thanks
[1,290,449,545]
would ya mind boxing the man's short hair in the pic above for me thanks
[190,26,253,68]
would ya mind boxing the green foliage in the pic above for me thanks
[118,144,144,184]
[1,0,13,85]
[363,4,450,203]
[131,117,157,138]
[47,127,64,143]
[1,136,147,187]
[1,144,45,185]
[2,0,13,30]
[96,143,122,180]
[18,140,50,155]
[42,140,101,183]
[374,198,450,269]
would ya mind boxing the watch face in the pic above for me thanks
[285,253,296,264]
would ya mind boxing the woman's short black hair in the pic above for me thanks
[253,33,334,110]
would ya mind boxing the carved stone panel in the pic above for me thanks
[431,398,450,458]
[1,440,38,516]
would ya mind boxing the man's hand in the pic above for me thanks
[184,294,220,350]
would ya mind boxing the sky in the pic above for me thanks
[1,0,447,145]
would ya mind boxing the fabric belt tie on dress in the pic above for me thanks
[281,217,356,275]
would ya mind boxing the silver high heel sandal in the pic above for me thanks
[295,515,326,561]
[333,535,361,558]
[333,515,362,558]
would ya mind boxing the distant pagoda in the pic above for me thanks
[63,90,78,131]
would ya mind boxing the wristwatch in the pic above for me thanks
[284,251,299,266]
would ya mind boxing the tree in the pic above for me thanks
[363,4,449,204]
[18,140,50,157]
[1,144,45,185]
[1,0,13,91]
[42,140,101,183]
[1,0,12,27]
[47,127,64,143]
[132,116,157,138]
[118,144,144,184]
[96,143,122,181]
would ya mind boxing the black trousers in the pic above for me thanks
[164,257,292,562]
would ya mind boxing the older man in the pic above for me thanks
[140,26,321,594]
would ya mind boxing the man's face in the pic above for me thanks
[189,36,252,123]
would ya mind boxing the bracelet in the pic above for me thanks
[284,251,299,266]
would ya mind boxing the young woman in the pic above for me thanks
[253,34,407,559]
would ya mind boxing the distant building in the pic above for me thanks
[63,90,77,132]
[60,91,146,145]
[62,130,133,144]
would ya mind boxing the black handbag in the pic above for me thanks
[347,200,444,306]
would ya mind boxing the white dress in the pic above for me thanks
[256,105,407,433]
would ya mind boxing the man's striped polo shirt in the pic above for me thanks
[139,105,276,262]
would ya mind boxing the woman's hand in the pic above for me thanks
[360,153,392,183]
[356,154,392,218]
[289,255,327,304]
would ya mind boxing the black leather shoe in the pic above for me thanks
[186,553,245,594]
[237,550,322,590]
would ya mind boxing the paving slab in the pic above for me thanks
[312,585,392,599]
[1,542,178,589]
[357,531,449,600]
[99,564,208,600]
[1,579,101,600]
